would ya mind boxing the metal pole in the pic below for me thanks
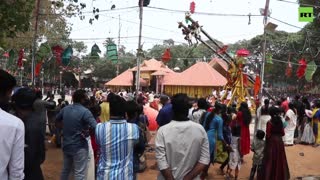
[20,67,24,86]
[117,15,121,76]
[41,69,44,95]
[136,0,144,96]
[260,0,271,97]
[60,71,62,92]
[31,0,41,87]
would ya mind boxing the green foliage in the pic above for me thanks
[0,0,35,44]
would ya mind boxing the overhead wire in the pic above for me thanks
[276,0,320,8]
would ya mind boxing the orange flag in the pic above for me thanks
[254,75,261,97]
[162,48,171,63]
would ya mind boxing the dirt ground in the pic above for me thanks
[42,140,320,180]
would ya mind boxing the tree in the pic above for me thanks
[72,41,87,55]
[0,0,35,46]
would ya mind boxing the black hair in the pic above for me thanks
[160,95,170,105]
[72,89,87,103]
[171,93,190,121]
[288,102,296,114]
[197,98,208,110]
[35,90,43,99]
[108,92,126,117]
[256,129,265,140]
[204,102,222,131]
[0,69,16,96]
[227,106,236,115]
[89,104,101,119]
[125,100,139,120]
[12,88,37,109]
[314,100,320,108]
[239,102,252,126]
[232,125,241,137]
[137,104,144,115]
[261,99,270,115]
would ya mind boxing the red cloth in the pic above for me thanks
[296,58,307,79]
[162,48,171,63]
[90,117,101,164]
[35,62,42,77]
[285,62,292,77]
[235,111,250,156]
[52,45,64,65]
[281,100,289,113]
[190,1,195,14]
[143,106,159,131]
[261,121,289,180]
[17,49,24,68]
[254,75,261,97]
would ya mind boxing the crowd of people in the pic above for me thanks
[1,68,320,180]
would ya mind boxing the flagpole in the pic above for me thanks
[31,0,41,87]
[260,0,271,98]
[136,0,144,97]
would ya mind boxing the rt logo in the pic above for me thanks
[299,7,314,22]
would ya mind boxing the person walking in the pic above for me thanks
[260,106,290,180]
[0,70,25,180]
[95,93,139,180]
[155,93,210,180]
[56,89,97,180]
[283,103,297,146]
[12,88,45,180]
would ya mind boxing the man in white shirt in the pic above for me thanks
[0,69,25,180]
[155,93,210,180]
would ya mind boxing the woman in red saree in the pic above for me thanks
[259,106,290,180]
[233,102,251,156]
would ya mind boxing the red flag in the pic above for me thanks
[218,45,228,54]
[162,48,171,63]
[243,74,248,87]
[190,1,195,14]
[17,49,24,68]
[254,75,261,97]
[296,58,307,79]
[52,45,64,64]
[285,62,292,77]
[236,48,250,57]
[35,62,42,77]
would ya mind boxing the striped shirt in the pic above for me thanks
[95,120,139,180]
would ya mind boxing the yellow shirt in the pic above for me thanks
[100,102,110,122]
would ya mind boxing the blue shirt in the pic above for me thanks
[56,103,97,154]
[95,120,139,180]
[156,104,173,127]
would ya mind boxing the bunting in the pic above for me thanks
[162,48,171,63]
[35,62,42,77]
[106,43,118,63]
[254,75,261,97]
[17,49,24,68]
[285,61,292,77]
[91,43,102,57]
[305,61,317,82]
[296,58,307,79]
[62,46,73,66]
[52,45,64,64]
[190,1,195,14]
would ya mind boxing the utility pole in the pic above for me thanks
[117,15,121,76]
[136,0,144,96]
[31,0,41,87]
[260,0,271,98]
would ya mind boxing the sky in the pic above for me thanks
[68,0,307,54]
